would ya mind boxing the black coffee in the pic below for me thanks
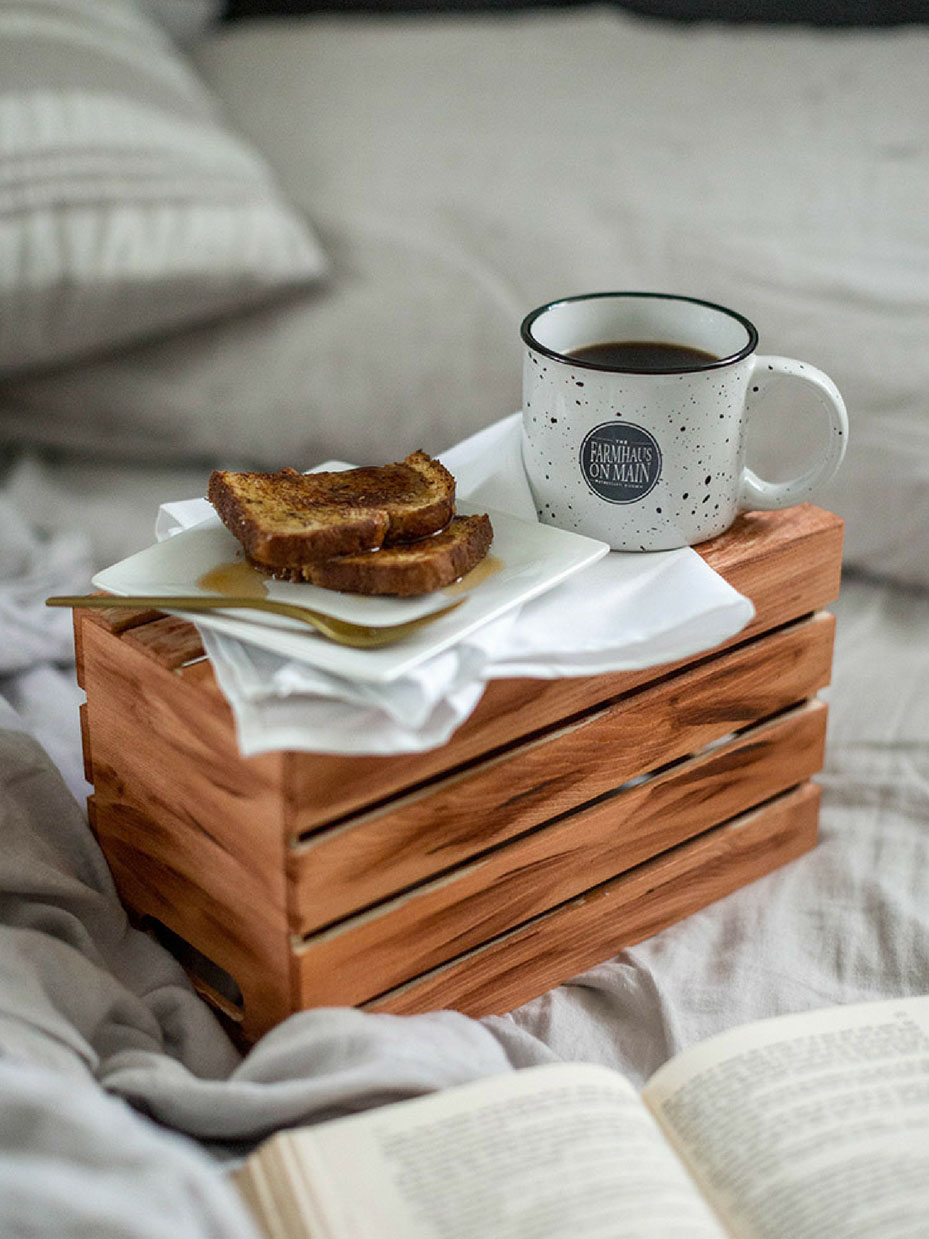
[566,340,720,371]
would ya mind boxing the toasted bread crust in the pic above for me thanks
[263,513,494,596]
[207,451,455,569]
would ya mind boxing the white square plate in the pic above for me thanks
[93,493,609,684]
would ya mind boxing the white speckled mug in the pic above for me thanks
[521,292,848,551]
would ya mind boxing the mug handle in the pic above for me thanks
[738,355,848,511]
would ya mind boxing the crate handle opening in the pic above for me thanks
[141,916,244,1022]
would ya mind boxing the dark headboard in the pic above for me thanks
[223,0,929,22]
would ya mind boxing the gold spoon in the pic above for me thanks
[46,594,465,649]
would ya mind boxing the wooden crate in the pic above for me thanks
[75,504,843,1043]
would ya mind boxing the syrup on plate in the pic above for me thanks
[197,557,268,598]
[198,550,503,600]
[443,554,503,596]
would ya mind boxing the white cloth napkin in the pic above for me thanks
[156,415,754,756]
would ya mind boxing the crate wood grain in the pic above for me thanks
[363,782,821,1018]
[289,613,834,933]
[77,616,293,1035]
[294,703,826,1007]
[75,505,843,1041]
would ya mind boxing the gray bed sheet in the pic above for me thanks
[1,454,927,1235]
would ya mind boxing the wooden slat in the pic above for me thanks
[74,604,169,693]
[93,799,285,1044]
[73,610,87,690]
[80,619,292,1041]
[79,621,270,808]
[79,702,93,785]
[288,613,834,934]
[176,656,226,693]
[363,782,821,1018]
[695,505,844,644]
[120,615,205,669]
[74,604,167,687]
[294,707,826,1007]
[78,602,166,634]
[75,606,217,691]
[281,505,843,832]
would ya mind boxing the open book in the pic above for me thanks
[233,994,929,1238]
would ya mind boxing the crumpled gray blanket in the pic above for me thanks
[0,488,552,1237]
[0,708,550,1236]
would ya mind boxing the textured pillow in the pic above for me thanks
[0,0,325,375]
[222,0,928,17]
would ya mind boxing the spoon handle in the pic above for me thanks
[46,593,463,649]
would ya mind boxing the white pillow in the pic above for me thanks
[0,0,325,374]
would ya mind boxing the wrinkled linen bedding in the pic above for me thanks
[2,460,928,1236]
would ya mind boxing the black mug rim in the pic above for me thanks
[520,291,759,374]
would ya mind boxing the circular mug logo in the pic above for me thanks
[579,422,662,504]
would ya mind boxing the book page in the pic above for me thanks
[264,1063,725,1239]
[643,995,929,1239]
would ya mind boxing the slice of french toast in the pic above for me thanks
[280,514,494,596]
[207,451,456,570]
